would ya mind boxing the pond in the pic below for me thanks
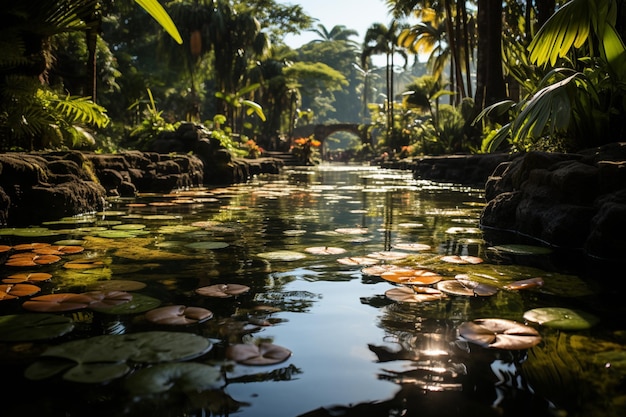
[0,164,624,417]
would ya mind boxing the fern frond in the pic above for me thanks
[42,92,110,128]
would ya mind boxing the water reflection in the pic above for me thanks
[1,164,624,417]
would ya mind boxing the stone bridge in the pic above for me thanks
[292,123,370,145]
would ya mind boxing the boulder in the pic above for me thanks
[480,143,626,260]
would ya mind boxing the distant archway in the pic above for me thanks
[292,123,371,145]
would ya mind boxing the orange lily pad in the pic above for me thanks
[22,293,96,312]
[0,283,41,300]
[3,272,53,284]
[5,252,61,266]
[0,244,12,253]
[33,245,85,255]
[12,242,51,251]
[385,286,446,303]
[195,284,250,298]
[226,342,292,365]
[380,268,442,285]
[304,246,347,255]
[145,305,213,325]
[458,318,542,350]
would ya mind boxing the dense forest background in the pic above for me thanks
[0,0,625,159]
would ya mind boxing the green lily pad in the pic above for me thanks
[185,241,230,250]
[256,250,306,261]
[0,227,60,237]
[523,307,599,330]
[90,293,161,315]
[124,362,222,396]
[25,331,212,383]
[112,223,147,230]
[0,314,74,341]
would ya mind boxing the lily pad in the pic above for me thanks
[334,227,368,235]
[5,252,61,267]
[458,318,542,350]
[380,268,442,285]
[436,279,498,297]
[256,250,306,261]
[440,255,484,264]
[0,314,74,341]
[226,342,292,365]
[185,241,230,250]
[195,284,250,298]
[82,290,133,309]
[304,246,347,255]
[385,286,446,303]
[90,293,161,315]
[0,283,41,300]
[124,362,222,396]
[523,307,599,330]
[504,277,544,290]
[336,257,380,266]
[22,293,96,312]
[145,305,213,325]
[25,331,213,383]
[366,251,409,261]
[361,264,410,277]
[391,242,432,252]
[33,245,84,255]
[3,272,52,284]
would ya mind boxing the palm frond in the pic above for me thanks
[45,92,110,128]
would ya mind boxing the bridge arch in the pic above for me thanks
[292,123,371,145]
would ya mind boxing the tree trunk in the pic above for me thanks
[474,0,506,110]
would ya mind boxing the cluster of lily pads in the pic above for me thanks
[258,237,601,352]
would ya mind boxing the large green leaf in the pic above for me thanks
[134,0,183,45]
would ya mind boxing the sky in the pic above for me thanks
[277,0,394,48]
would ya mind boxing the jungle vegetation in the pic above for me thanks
[0,0,624,157]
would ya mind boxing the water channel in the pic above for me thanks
[1,164,624,417]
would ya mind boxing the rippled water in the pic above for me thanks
[1,164,624,417]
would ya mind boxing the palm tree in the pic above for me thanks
[362,21,407,150]
[309,24,360,46]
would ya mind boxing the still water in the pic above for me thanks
[1,164,624,417]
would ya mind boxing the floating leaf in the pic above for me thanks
[440,255,483,264]
[0,283,41,300]
[385,286,446,303]
[380,268,442,285]
[391,242,432,251]
[336,257,380,266]
[361,264,409,277]
[90,293,161,315]
[523,307,599,330]
[504,277,544,290]
[4,251,61,267]
[226,342,292,365]
[3,272,52,284]
[12,242,51,251]
[436,279,497,297]
[82,290,133,309]
[454,275,499,296]
[304,246,347,255]
[0,244,12,252]
[185,241,230,250]
[26,331,212,383]
[256,250,306,261]
[145,305,213,325]
[112,224,147,230]
[124,362,222,395]
[196,284,250,298]
[64,259,107,269]
[22,293,96,312]
[334,227,368,235]
[458,318,542,350]
[0,314,74,341]
[33,245,84,255]
[367,251,409,261]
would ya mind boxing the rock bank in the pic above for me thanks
[0,148,283,226]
